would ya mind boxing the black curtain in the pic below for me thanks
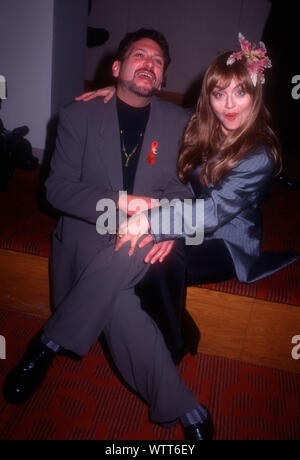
[262,0,300,163]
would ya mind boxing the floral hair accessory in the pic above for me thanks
[147,141,158,165]
[227,32,272,86]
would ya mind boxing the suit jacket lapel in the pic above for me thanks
[98,94,123,191]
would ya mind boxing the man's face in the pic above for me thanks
[113,38,165,105]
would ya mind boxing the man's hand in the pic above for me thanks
[115,213,150,256]
[139,235,175,264]
[118,193,160,216]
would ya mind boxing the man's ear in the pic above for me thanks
[112,60,121,78]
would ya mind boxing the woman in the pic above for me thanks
[79,34,298,360]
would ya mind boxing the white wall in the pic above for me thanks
[85,0,271,93]
[0,0,88,157]
[0,0,54,152]
[52,0,88,115]
[0,0,271,156]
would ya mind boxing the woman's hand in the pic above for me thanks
[75,86,116,103]
[115,208,175,263]
[140,236,175,264]
[115,213,150,256]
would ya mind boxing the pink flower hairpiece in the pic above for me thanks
[227,33,272,86]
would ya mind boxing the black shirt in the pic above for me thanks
[117,97,150,194]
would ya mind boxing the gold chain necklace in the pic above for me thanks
[120,130,143,167]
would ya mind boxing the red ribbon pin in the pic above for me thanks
[147,141,158,165]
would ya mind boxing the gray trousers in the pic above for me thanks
[44,241,198,423]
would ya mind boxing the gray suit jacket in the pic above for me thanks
[150,145,299,282]
[46,94,192,308]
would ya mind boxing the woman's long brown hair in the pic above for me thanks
[178,51,282,185]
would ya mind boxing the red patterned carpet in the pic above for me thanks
[0,309,299,440]
[0,168,55,257]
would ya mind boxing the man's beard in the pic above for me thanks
[119,79,158,98]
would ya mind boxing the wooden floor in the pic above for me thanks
[1,248,300,373]
[0,249,50,319]
[187,287,300,374]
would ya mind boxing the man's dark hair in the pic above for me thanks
[116,28,171,72]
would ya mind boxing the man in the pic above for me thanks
[3,29,213,440]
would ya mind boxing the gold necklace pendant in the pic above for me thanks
[120,130,143,167]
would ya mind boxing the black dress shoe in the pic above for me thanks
[2,335,57,405]
[183,408,214,441]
